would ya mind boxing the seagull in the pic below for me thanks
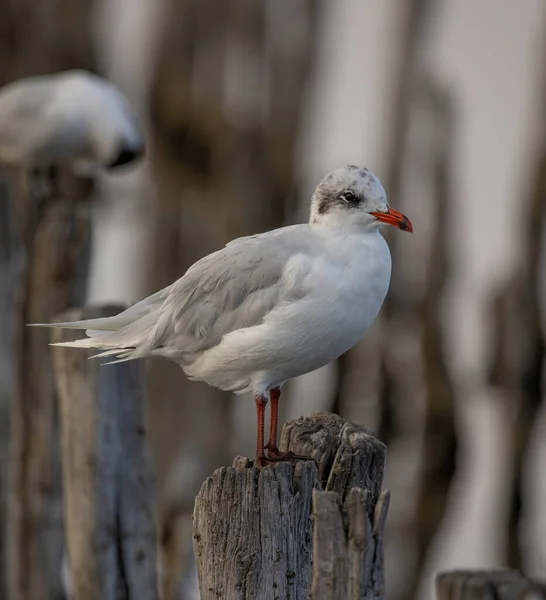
[36,165,412,467]
[0,69,143,171]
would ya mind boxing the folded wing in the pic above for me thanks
[47,225,320,364]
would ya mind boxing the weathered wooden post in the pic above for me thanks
[2,72,144,599]
[51,306,158,600]
[6,167,93,600]
[436,570,546,600]
[193,412,389,600]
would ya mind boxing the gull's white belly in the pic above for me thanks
[259,298,379,384]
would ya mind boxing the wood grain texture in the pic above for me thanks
[193,413,389,600]
[281,412,386,506]
[309,488,390,600]
[193,458,316,600]
[485,19,546,569]
[52,306,158,600]
[436,570,546,600]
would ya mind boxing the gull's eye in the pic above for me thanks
[339,190,360,205]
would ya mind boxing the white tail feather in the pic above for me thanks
[50,338,136,350]
[88,348,128,359]
[101,356,138,365]
[50,339,106,349]
[30,286,171,364]
[89,348,137,360]
[29,316,124,331]
[49,340,140,365]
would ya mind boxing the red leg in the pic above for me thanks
[266,387,281,454]
[255,394,268,467]
[264,387,314,465]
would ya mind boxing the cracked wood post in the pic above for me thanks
[436,570,546,600]
[193,412,389,600]
[51,306,158,600]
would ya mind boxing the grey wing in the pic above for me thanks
[0,79,57,164]
[151,226,318,355]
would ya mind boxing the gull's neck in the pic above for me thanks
[309,211,382,236]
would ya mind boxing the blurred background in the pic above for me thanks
[1,0,546,599]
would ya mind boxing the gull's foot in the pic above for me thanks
[263,444,317,467]
[255,452,309,468]
[255,454,283,468]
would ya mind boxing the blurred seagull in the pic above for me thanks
[0,69,143,171]
[35,165,412,467]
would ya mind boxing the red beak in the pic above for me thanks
[370,207,413,233]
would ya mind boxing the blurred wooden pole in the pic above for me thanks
[378,0,438,446]
[51,306,158,600]
[436,570,546,600]
[0,0,97,594]
[366,1,458,589]
[0,180,12,600]
[486,20,546,568]
[6,170,93,600]
[410,81,458,596]
[193,413,389,600]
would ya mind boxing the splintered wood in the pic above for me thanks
[192,412,389,600]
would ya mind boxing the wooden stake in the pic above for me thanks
[193,412,388,600]
[51,306,158,600]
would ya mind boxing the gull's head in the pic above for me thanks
[310,165,413,233]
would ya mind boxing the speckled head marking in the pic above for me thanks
[310,165,388,225]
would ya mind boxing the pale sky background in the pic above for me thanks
[88,0,546,597]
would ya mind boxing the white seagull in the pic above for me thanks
[0,69,143,170]
[36,165,412,466]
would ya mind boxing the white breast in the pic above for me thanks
[264,230,391,379]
